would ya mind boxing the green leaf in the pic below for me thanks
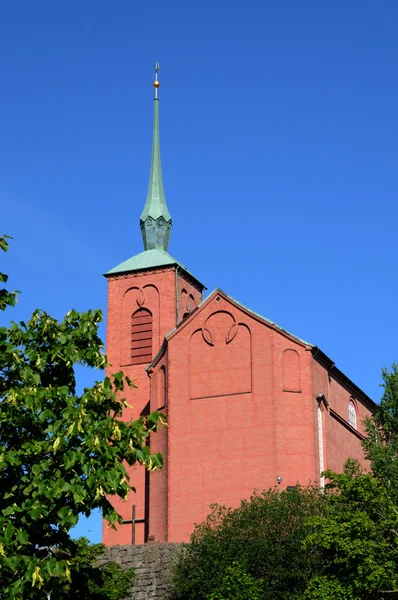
[16,530,29,545]
[28,508,41,520]
[64,451,77,469]
[3,556,20,571]
[0,236,11,252]
[3,524,14,543]
[3,505,15,517]
[32,372,40,385]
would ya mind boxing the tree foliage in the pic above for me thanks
[363,363,398,499]
[0,235,18,311]
[207,561,263,600]
[58,537,134,600]
[170,487,328,600]
[0,236,164,598]
[303,364,398,599]
[303,461,398,599]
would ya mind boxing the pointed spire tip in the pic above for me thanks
[153,62,160,99]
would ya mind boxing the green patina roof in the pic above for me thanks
[104,249,203,287]
[140,100,171,224]
[140,98,172,251]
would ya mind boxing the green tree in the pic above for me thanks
[0,236,164,598]
[363,363,398,499]
[170,486,328,600]
[303,461,398,599]
[302,365,398,599]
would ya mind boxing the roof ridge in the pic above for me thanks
[213,289,313,347]
[163,288,313,348]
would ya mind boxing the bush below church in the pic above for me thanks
[169,486,328,600]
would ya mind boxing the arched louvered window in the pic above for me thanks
[131,308,152,365]
[348,400,357,429]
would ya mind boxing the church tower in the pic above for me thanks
[102,66,205,545]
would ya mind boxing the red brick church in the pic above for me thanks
[102,70,374,546]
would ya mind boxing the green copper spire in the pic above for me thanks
[140,63,172,251]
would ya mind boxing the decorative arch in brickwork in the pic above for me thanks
[189,310,252,400]
[282,349,301,392]
[181,288,196,320]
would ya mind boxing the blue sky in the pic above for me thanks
[1,1,398,542]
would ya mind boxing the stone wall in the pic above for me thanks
[101,543,181,600]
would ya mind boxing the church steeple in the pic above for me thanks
[140,63,172,251]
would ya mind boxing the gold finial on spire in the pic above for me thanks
[153,62,160,98]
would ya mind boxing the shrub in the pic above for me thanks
[170,486,327,600]
[208,561,263,600]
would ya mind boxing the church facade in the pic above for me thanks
[102,72,374,546]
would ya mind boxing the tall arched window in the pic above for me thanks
[348,400,357,429]
[157,366,166,410]
[131,308,152,365]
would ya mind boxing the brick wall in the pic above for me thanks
[100,543,181,600]
[149,290,317,542]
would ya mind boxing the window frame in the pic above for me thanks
[348,399,357,429]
